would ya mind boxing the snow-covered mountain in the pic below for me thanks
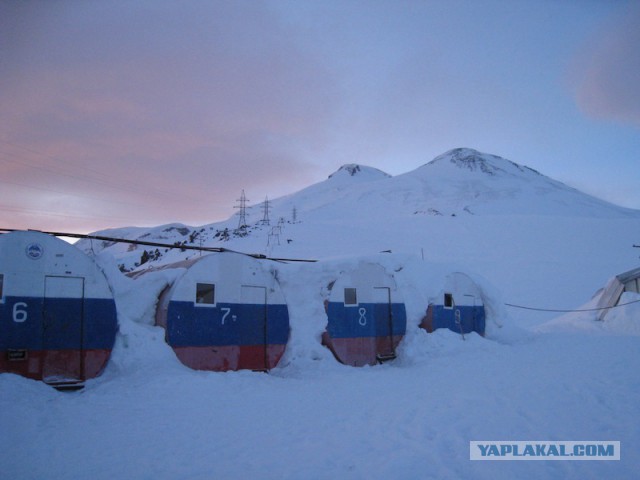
[272,147,636,219]
[401,147,632,217]
[78,147,639,271]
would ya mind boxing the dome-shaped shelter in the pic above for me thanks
[323,262,407,366]
[153,252,290,372]
[0,230,118,387]
[420,272,486,336]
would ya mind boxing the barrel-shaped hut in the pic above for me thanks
[420,272,486,336]
[154,252,290,372]
[323,262,407,366]
[0,230,118,387]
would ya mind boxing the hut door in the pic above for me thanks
[464,294,477,334]
[42,276,84,383]
[240,286,267,370]
[373,287,395,359]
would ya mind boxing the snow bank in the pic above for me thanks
[93,252,188,379]
[537,290,640,337]
[603,292,640,336]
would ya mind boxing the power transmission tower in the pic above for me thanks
[292,206,298,223]
[261,196,271,225]
[234,190,249,231]
[267,226,280,246]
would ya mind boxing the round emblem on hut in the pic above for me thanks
[25,243,44,260]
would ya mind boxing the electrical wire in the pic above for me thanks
[0,228,317,263]
[2,227,638,312]
[504,299,640,313]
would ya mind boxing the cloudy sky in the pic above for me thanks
[1,0,639,233]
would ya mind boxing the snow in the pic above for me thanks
[3,149,640,478]
[603,292,640,335]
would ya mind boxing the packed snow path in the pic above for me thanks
[1,327,638,479]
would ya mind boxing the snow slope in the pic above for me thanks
[2,148,640,479]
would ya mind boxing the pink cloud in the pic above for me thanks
[0,3,336,232]
[572,5,640,127]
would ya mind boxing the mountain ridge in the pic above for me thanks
[78,148,640,270]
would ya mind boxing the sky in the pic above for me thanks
[1,0,639,234]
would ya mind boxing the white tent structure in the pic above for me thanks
[596,267,640,321]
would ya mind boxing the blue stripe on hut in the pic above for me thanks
[0,230,118,388]
[421,272,486,336]
[323,262,407,366]
[148,252,290,372]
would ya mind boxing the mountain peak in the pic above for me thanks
[428,148,541,177]
[328,164,391,181]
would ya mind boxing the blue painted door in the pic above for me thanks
[42,276,84,383]
[240,285,267,370]
[373,287,394,359]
